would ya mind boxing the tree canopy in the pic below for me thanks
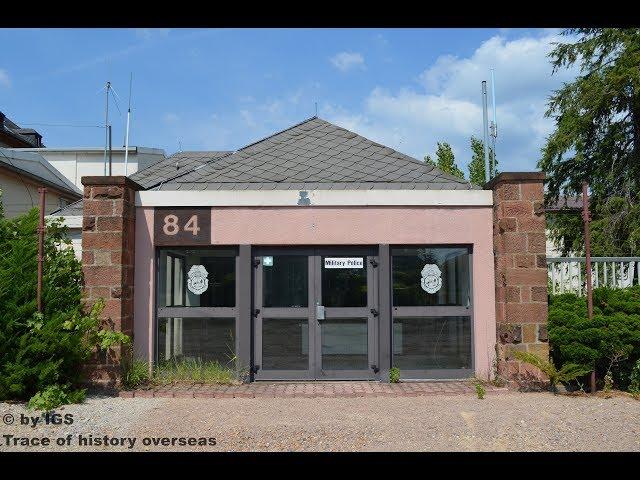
[468,136,497,186]
[539,28,640,255]
[424,141,465,179]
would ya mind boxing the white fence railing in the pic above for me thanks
[547,257,640,296]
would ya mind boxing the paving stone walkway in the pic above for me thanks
[119,380,508,399]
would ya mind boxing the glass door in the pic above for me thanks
[314,248,378,380]
[253,249,315,380]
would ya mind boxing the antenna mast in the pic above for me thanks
[124,73,133,176]
[481,80,490,184]
[490,69,498,177]
[104,80,110,176]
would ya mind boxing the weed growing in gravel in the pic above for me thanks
[389,367,400,383]
[121,358,150,390]
[475,382,486,399]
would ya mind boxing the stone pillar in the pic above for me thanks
[487,172,548,383]
[81,176,142,388]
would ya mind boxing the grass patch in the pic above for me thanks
[122,358,242,389]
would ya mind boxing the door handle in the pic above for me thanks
[316,304,325,320]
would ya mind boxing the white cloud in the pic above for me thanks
[323,32,580,172]
[330,52,365,72]
[0,69,10,88]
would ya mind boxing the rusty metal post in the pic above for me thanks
[582,182,596,393]
[37,187,46,313]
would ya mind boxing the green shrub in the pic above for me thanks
[0,209,129,407]
[389,367,400,383]
[548,286,640,390]
[629,359,640,394]
[27,384,86,411]
[512,351,592,391]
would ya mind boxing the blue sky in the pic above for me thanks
[0,28,578,173]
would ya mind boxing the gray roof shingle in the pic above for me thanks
[156,117,478,190]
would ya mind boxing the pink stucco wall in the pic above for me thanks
[134,205,497,379]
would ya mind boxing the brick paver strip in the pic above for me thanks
[120,381,508,399]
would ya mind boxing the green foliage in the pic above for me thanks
[0,208,129,406]
[468,136,497,186]
[548,286,640,390]
[512,351,592,391]
[27,384,86,411]
[121,358,150,390]
[475,381,486,399]
[424,142,465,179]
[153,359,238,386]
[539,29,640,255]
[629,359,640,394]
[389,367,400,383]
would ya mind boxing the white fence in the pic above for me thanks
[547,257,640,296]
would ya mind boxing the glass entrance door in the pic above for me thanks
[253,248,378,381]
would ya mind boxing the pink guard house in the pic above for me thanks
[77,117,548,385]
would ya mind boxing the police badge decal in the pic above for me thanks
[420,264,442,294]
[187,265,209,295]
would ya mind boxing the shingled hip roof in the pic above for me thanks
[155,117,478,191]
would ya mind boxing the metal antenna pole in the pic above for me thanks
[124,72,132,176]
[582,181,596,393]
[482,81,490,184]
[37,187,46,313]
[104,81,110,176]
[490,69,498,177]
[108,125,113,176]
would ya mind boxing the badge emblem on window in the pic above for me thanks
[420,264,442,294]
[187,265,209,295]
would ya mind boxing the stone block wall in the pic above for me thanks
[487,172,549,383]
[81,176,142,388]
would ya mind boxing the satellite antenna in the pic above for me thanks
[490,69,498,177]
[124,73,133,176]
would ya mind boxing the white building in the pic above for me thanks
[12,146,165,189]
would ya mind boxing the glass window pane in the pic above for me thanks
[158,317,235,366]
[262,318,309,370]
[392,247,470,306]
[321,318,368,370]
[393,316,471,370]
[158,249,236,307]
[263,256,308,308]
[321,256,367,307]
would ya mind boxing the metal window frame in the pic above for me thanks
[154,246,240,365]
[390,245,475,380]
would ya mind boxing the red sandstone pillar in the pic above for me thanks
[81,176,142,388]
[487,172,548,383]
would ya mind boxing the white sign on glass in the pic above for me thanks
[187,265,209,295]
[262,256,274,267]
[420,264,442,294]
[324,257,364,269]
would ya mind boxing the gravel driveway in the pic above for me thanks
[1,392,639,452]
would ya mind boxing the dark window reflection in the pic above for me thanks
[157,317,235,365]
[262,318,309,370]
[393,316,471,370]
[263,256,308,308]
[321,318,368,370]
[322,257,367,307]
[158,249,236,308]
[392,247,470,307]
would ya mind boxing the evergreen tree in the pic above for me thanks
[424,142,464,179]
[468,136,497,186]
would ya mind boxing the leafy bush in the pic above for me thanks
[548,286,640,390]
[513,351,592,391]
[0,208,129,408]
[389,367,400,383]
[27,384,86,411]
[629,359,640,394]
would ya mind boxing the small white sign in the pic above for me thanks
[420,263,442,294]
[324,257,364,269]
[262,256,274,267]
